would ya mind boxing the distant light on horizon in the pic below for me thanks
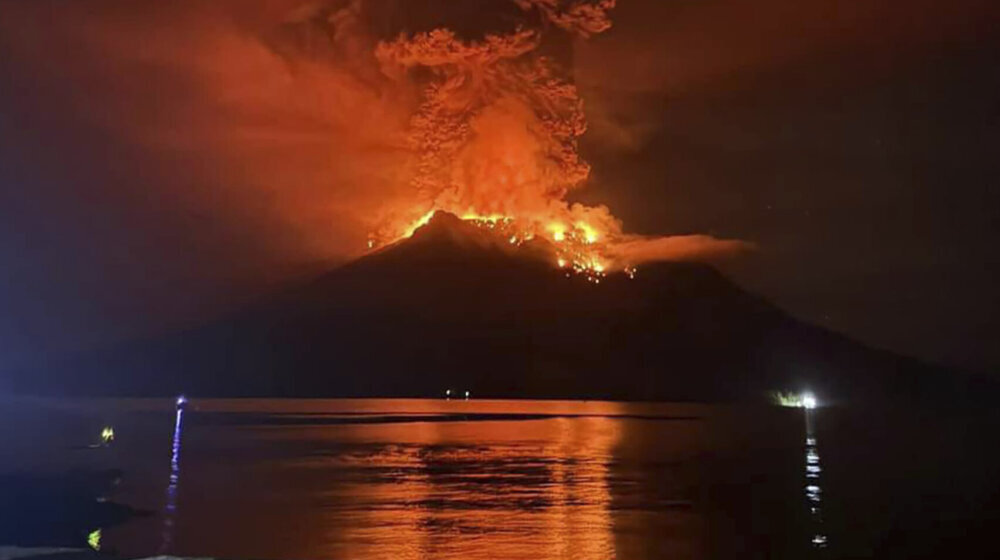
[802,393,817,409]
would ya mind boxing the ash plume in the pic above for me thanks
[361,0,747,266]
[1,0,748,273]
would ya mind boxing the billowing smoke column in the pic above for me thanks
[1,0,749,280]
[362,0,749,272]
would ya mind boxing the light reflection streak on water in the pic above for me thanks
[91,400,717,559]
[804,408,827,550]
[309,413,621,559]
[159,403,184,553]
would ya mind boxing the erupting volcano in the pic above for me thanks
[354,0,747,273]
[7,0,989,405]
[19,209,972,403]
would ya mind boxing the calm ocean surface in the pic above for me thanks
[2,397,998,559]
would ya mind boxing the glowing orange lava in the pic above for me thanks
[373,209,619,281]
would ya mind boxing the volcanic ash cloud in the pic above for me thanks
[361,0,751,269]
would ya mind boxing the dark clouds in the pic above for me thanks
[573,0,1000,371]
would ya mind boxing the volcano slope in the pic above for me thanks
[17,212,991,402]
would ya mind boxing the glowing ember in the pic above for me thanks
[421,211,612,279]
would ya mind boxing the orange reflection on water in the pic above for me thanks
[301,404,624,560]
[94,398,728,560]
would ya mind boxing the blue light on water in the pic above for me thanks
[168,407,183,493]
[160,400,185,553]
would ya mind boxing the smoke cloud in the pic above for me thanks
[363,0,747,265]
[2,0,746,269]
[0,0,753,364]
[609,235,755,265]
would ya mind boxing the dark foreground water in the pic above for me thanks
[2,397,999,559]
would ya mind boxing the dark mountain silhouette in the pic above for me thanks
[13,212,991,402]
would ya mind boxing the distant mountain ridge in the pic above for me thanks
[13,212,989,402]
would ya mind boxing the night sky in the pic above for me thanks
[1,0,998,374]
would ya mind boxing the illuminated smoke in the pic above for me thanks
[369,3,604,242]
[1,0,749,280]
[363,0,748,270]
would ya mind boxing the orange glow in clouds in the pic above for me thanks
[365,1,749,275]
